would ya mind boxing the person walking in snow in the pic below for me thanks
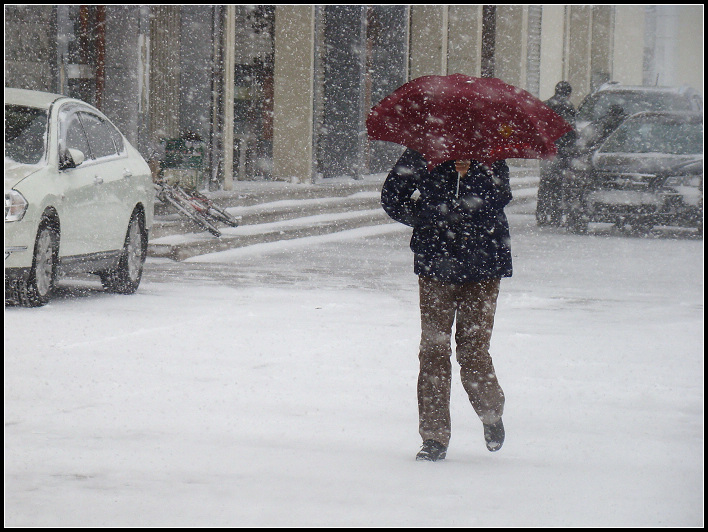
[537,81,577,226]
[381,149,511,461]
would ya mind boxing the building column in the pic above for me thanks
[494,5,525,87]
[565,5,593,102]
[539,5,566,100]
[612,6,644,86]
[447,5,482,77]
[673,5,703,92]
[149,5,181,139]
[222,5,236,190]
[589,5,613,91]
[272,5,315,183]
[409,5,448,78]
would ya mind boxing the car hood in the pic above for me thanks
[593,152,702,175]
[4,159,45,190]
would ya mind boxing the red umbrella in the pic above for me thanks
[366,74,572,168]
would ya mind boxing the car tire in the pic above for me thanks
[100,211,147,294]
[535,208,551,226]
[567,211,589,234]
[630,220,653,234]
[14,222,59,307]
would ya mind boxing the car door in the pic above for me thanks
[56,106,104,257]
[77,111,128,251]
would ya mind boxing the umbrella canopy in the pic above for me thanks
[366,74,573,168]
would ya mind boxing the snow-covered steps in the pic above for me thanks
[148,174,539,261]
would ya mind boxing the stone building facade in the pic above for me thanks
[5,5,703,188]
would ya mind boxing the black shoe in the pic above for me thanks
[484,419,505,452]
[416,439,447,461]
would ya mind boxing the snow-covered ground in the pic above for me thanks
[4,209,703,527]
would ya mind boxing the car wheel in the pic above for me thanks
[535,209,550,226]
[567,211,588,234]
[15,222,59,307]
[696,205,703,235]
[101,211,146,294]
[627,217,653,234]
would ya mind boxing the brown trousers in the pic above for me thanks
[418,276,505,447]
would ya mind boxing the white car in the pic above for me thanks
[5,88,154,306]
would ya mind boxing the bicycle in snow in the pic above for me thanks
[154,179,240,237]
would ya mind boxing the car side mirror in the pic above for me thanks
[59,148,86,170]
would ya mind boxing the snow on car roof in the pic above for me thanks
[594,82,700,98]
[5,87,67,109]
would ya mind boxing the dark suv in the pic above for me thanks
[537,82,702,228]
[565,111,703,234]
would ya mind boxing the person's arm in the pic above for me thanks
[381,149,427,227]
[487,160,513,209]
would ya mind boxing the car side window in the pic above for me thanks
[79,112,118,160]
[64,112,91,158]
[105,119,125,155]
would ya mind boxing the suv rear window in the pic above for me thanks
[577,92,694,123]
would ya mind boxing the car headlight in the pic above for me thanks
[5,189,28,222]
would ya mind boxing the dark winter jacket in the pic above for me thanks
[544,94,576,126]
[544,94,577,155]
[381,149,513,284]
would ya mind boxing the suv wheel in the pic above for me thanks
[567,211,589,234]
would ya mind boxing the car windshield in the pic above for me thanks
[577,91,693,123]
[5,104,49,164]
[600,117,703,155]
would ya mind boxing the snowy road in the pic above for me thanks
[4,210,703,527]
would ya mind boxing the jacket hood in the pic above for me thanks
[4,159,44,190]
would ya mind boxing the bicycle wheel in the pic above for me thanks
[161,186,222,237]
[205,204,239,227]
[185,189,240,228]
